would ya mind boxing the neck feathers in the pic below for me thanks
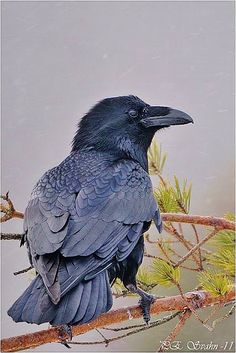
[72,121,154,172]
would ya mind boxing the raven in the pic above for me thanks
[8,95,193,328]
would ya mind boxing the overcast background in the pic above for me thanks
[1,1,235,352]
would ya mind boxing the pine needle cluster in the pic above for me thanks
[152,259,180,287]
[198,271,233,297]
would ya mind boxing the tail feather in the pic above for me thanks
[8,271,112,325]
[51,280,84,325]
[8,277,40,323]
[77,272,100,324]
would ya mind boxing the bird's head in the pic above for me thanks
[72,95,193,168]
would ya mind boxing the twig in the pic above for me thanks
[157,241,173,263]
[174,282,211,330]
[69,311,182,346]
[145,232,156,244]
[101,311,182,331]
[174,228,218,268]
[95,329,109,347]
[224,300,235,307]
[1,288,234,352]
[0,233,23,240]
[191,224,203,270]
[158,310,192,352]
[145,236,211,254]
[212,303,235,329]
[157,174,168,188]
[161,213,235,231]
[177,203,203,270]
[144,253,200,272]
[203,303,223,325]
[13,266,33,276]
[178,223,183,237]
[164,223,201,268]
[0,194,24,222]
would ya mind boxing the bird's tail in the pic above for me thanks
[8,270,113,325]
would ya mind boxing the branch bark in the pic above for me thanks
[158,310,192,352]
[0,194,24,222]
[1,288,235,352]
[174,228,218,268]
[0,233,23,240]
[161,213,235,231]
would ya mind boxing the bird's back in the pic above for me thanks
[8,148,161,326]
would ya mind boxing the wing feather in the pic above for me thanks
[24,153,161,304]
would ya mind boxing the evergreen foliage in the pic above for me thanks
[198,271,233,297]
[152,259,181,287]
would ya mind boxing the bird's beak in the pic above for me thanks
[141,106,194,128]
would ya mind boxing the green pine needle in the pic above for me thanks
[154,185,179,212]
[173,176,192,213]
[154,184,179,213]
[137,266,157,286]
[207,228,235,276]
[152,259,180,287]
[198,271,233,297]
[224,213,235,222]
[209,229,235,250]
[154,177,192,214]
[206,249,235,277]
[148,140,167,175]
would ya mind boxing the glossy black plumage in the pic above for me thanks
[8,95,193,326]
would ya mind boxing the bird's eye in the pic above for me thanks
[128,109,138,118]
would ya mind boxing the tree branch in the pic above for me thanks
[1,288,234,352]
[0,233,23,240]
[158,310,192,352]
[69,311,182,347]
[174,228,218,268]
[13,266,33,276]
[0,194,24,222]
[161,213,235,231]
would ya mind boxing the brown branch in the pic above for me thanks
[158,310,192,352]
[177,203,203,270]
[0,194,24,222]
[212,303,235,329]
[174,282,211,330]
[174,228,218,268]
[191,224,203,269]
[144,253,200,272]
[100,315,181,331]
[13,266,33,276]
[145,235,211,254]
[69,311,182,347]
[0,233,23,240]
[161,213,235,231]
[1,288,235,352]
[163,223,202,268]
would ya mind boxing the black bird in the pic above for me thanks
[8,95,193,328]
